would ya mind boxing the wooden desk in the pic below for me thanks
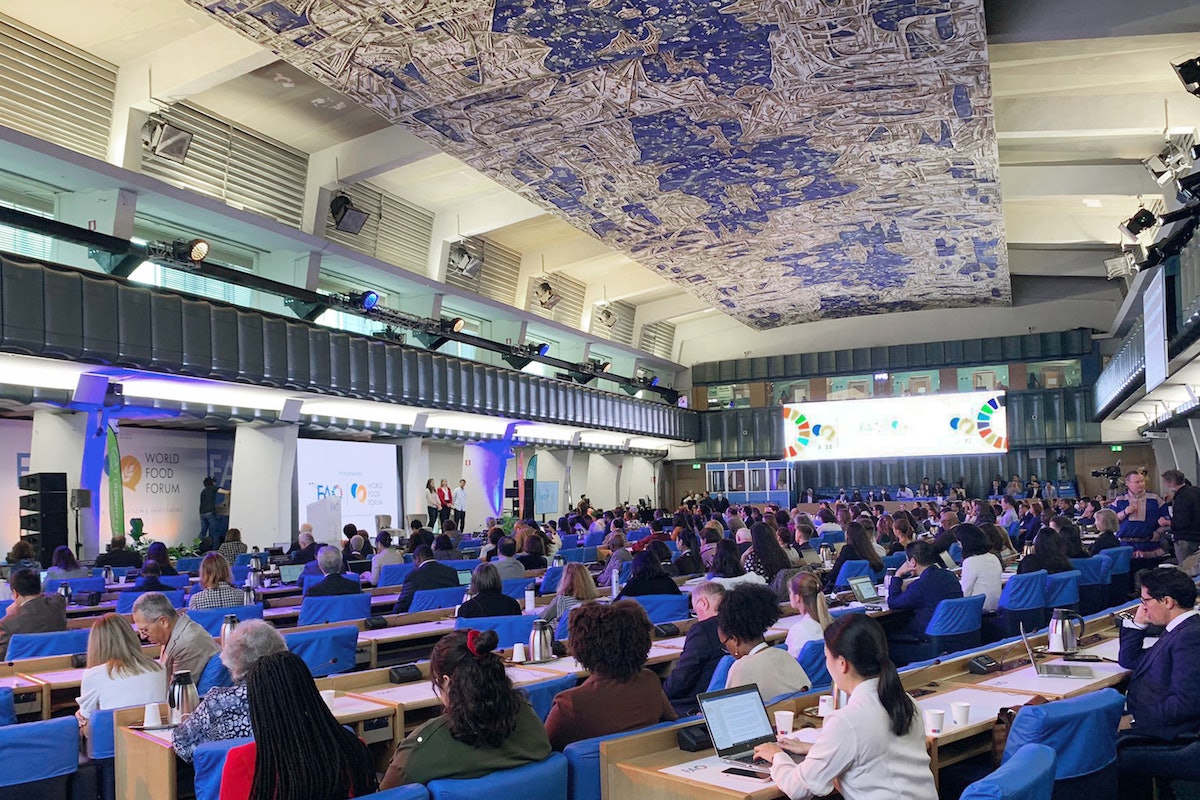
[0,674,44,718]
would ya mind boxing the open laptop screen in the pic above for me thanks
[848,575,880,604]
[697,685,775,755]
[278,564,304,584]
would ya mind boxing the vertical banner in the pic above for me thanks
[106,424,124,539]
[516,450,526,519]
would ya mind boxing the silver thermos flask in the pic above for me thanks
[243,586,256,605]
[220,614,239,645]
[168,670,199,724]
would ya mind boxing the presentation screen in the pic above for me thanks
[295,439,400,534]
[782,391,1007,462]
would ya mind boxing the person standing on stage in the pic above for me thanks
[437,479,453,530]
[452,479,468,533]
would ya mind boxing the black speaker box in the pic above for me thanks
[19,493,67,513]
[18,472,66,492]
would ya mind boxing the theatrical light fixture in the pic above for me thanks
[140,116,193,164]
[1174,53,1200,97]
[352,290,380,311]
[1104,252,1139,280]
[534,280,562,310]
[1119,208,1158,240]
[412,317,467,351]
[329,193,370,235]
[448,243,483,279]
[1179,171,1200,202]
[1160,203,1200,225]
[595,306,619,329]
[1141,217,1200,268]
[171,238,209,265]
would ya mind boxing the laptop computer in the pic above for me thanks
[278,564,304,585]
[457,569,473,586]
[1019,623,1094,678]
[847,575,882,605]
[940,551,958,570]
[347,559,372,575]
[696,685,778,774]
[799,547,823,567]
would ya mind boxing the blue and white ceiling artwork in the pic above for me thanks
[191,0,1010,330]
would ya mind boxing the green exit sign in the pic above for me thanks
[692,463,702,470]
[1111,445,1123,452]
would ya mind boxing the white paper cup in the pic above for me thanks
[143,703,161,727]
[512,642,527,663]
[951,701,970,727]
[774,710,794,736]
[320,689,336,709]
[817,695,833,717]
[924,709,945,736]
[525,589,537,612]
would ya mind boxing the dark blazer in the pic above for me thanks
[887,565,964,635]
[1119,614,1200,740]
[306,573,363,597]
[394,560,460,613]
[124,577,171,593]
[289,542,318,564]
[617,575,682,599]
[1088,531,1120,556]
[663,616,723,713]
[95,549,142,569]
[0,594,68,659]
[1172,483,1200,542]
[457,590,522,618]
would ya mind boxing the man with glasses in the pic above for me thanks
[132,592,219,679]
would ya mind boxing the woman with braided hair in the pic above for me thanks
[219,651,376,800]
[379,628,551,787]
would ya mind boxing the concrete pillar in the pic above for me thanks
[29,411,101,559]
[1169,424,1200,479]
[227,424,298,551]
[401,438,430,527]
[52,189,137,272]
[1187,420,1200,479]
[1151,437,1176,475]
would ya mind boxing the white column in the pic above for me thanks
[52,189,137,272]
[227,425,298,552]
[401,438,430,528]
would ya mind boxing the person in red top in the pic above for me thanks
[220,651,376,800]
[437,479,454,529]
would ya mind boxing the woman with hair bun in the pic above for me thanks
[754,614,935,799]
[379,628,551,787]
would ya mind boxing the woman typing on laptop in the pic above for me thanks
[753,615,935,799]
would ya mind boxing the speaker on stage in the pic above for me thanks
[18,472,68,567]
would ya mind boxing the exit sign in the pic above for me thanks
[692,463,702,470]
[1111,445,1123,452]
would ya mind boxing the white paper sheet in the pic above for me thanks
[658,755,776,790]
[976,660,1127,695]
[1077,637,1121,660]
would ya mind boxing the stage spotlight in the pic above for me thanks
[443,317,466,333]
[330,193,370,235]
[595,306,619,329]
[1160,203,1200,225]
[1179,172,1200,202]
[1174,53,1200,97]
[534,281,562,310]
[352,290,379,311]
[534,342,551,357]
[171,238,209,265]
[1119,208,1158,240]
[141,116,193,164]
[1143,217,1200,268]
[448,244,483,279]
[647,375,660,387]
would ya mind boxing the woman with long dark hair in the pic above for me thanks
[220,651,377,800]
[822,521,884,591]
[617,551,682,598]
[706,539,765,590]
[380,629,550,786]
[754,614,934,798]
[145,542,178,576]
[672,529,705,575]
[742,522,791,583]
[46,545,88,580]
[425,479,440,530]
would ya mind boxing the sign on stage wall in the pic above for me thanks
[295,439,400,534]
[100,428,210,545]
[783,391,1008,462]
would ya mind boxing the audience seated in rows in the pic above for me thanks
[673,530,705,575]
[124,559,171,593]
[0,567,67,659]
[617,551,682,599]
[886,541,963,638]
[432,533,463,562]
[540,563,598,629]
[76,612,166,732]
[132,591,219,679]
[46,545,88,580]
[1017,528,1073,575]
[742,522,792,584]
[517,535,548,571]
[492,537,527,581]
[823,521,883,592]
[189,552,245,611]
[364,530,404,585]
[706,539,766,591]
[288,531,318,565]
[784,572,831,657]
[305,547,362,597]
[173,620,286,762]
[217,528,248,566]
[1090,509,1122,556]
[722,583,811,702]
[393,546,459,614]
[457,563,521,618]
[596,534,632,587]
[663,581,725,715]
[380,629,551,787]
[94,536,142,569]
[956,524,1003,613]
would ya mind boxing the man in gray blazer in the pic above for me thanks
[133,592,219,679]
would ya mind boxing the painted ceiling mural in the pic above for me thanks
[190,0,1010,329]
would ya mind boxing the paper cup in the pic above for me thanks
[924,709,945,736]
[950,701,970,727]
[143,703,162,727]
[320,689,336,709]
[774,710,794,736]
[525,589,537,612]
[512,642,527,663]
[817,695,833,718]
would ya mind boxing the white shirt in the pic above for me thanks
[452,487,467,511]
[997,509,1018,528]
[77,663,168,719]
[1168,608,1200,632]
[770,678,934,800]
[424,489,440,508]
[959,553,1003,612]
[784,614,825,658]
[707,571,767,591]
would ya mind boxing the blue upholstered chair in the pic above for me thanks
[197,652,233,695]
[358,786,431,800]
[522,673,579,721]
[296,593,372,626]
[833,559,877,589]
[1044,570,1081,615]
[706,654,735,692]
[539,566,564,595]
[5,628,90,660]
[0,716,78,800]
[175,557,202,575]
[962,743,1055,800]
[115,589,186,614]
[427,752,567,800]
[1098,546,1134,605]
[187,604,265,637]
[378,563,416,587]
[890,594,986,665]
[234,553,254,567]
[882,553,907,571]
[231,565,250,585]
[554,609,572,640]
[949,541,964,565]
[0,689,14,727]
[1001,688,1124,800]
[454,615,536,649]
[797,640,831,689]
[563,720,689,800]
[299,572,360,594]
[283,625,359,677]
[583,531,606,547]
[501,578,536,600]
[160,575,191,589]
[1069,558,1112,615]
[44,576,105,595]
[86,703,142,800]
[816,531,846,548]
[629,594,691,624]
[410,586,467,613]
[558,534,579,549]
[986,569,1047,641]
[193,737,253,800]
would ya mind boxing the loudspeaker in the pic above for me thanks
[70,489,92,510]
[18,472,67,492]
[19,493,67,513]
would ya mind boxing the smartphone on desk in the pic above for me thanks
[723,768,772,780]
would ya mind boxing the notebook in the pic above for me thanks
[1020,623,1093,679]
[278,564,304,584]
[696,685,777,774]
[847,575,881,604]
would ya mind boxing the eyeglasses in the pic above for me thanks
[1139,594,1161,606]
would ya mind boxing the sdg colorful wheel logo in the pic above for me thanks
[950,395,1007,451]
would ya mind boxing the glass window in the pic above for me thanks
[313,308,377,336]
[129,261,255,308]
[0,201,53,260]
[772,379,810,404]
[891,370,940,396]
[707,384,751,409]
[827,374,873,401]
[1027,359,1081,389]
[956,365,1009,392]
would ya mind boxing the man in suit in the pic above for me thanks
[289,531,318,564]
[306,547,363,597]
[123,559,171,593]
[393,545,459,613]
[885,540,963,637]
[0,569,67,660]
[1116,567,1200,797]
[95,536,143,569]
[663,581,725,714]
